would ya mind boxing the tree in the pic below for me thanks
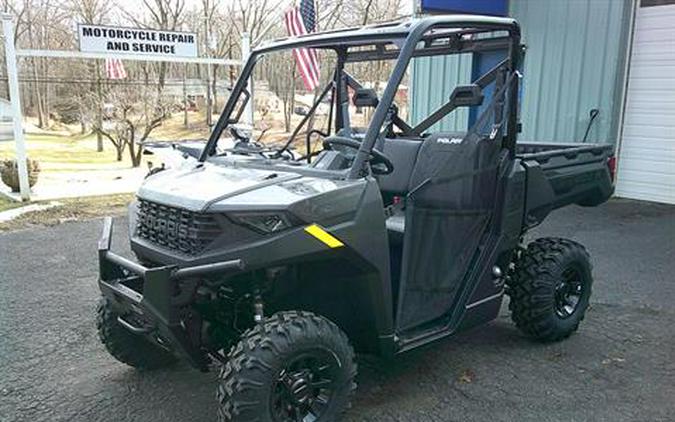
[0,0,27,99]
[68,0,112,151]
[120,0,187,94]
[266,53,297,132]
[229,0,276,42]
[200,0,237,114]
[91,86,169,167]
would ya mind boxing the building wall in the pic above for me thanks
[409,54,472,132]
[410,0,634,144]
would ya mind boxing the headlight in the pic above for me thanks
[229,212,299,234]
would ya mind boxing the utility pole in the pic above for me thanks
[183,63,188,127]
[96,60,103,152]
[204,11,212,127]
[241,32,253,126]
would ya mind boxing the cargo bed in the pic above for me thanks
[515,142,615,229]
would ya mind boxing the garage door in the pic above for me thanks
[615,1,675,204]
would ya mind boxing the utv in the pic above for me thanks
[96,15,615,422]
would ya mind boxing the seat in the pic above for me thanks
[376,137,424,196]
[377,132,468,197]
[374,137,423,244]
[378,133,468,244]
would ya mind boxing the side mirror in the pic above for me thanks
[449,84,484,107]
[230,124,252,141]
[353,88,379,107]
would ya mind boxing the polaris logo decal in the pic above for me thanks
[436,137,463,145]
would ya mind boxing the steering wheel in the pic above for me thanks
[322,136,394,175]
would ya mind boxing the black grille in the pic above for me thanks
[136,200,220,255]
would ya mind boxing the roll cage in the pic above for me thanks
[199,15,522,178]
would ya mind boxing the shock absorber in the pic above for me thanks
[253,293,264,324]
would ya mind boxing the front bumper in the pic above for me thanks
[97,217,245,371]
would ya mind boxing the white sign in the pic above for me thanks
[78,24,198,58]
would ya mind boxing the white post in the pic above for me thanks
[241,32,254,126]
[204,16,213,127]
[2,14,29,201]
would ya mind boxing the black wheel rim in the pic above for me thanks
[271,348,340,422]
[555,267,584,319]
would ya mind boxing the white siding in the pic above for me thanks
[616,4,675,204]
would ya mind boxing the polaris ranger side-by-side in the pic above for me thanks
[96,15,615,422]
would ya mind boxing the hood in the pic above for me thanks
[137,162,302,212]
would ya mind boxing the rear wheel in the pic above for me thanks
[217,311,357,422]
[507,238,593,342]
[96,297,176,369]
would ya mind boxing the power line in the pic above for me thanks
[0,76,236,88]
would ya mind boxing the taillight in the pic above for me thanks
[607,156,617,183]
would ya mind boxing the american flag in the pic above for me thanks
[105,58,127,80]
[284,0,319,91]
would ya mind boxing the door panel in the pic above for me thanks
[395,131,502,332]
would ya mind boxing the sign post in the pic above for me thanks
[2,13,30,201]
[0,17,242,203]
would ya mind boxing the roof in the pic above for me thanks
[255,14,519,54]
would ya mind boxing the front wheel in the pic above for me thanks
[507,238,593,342]
[217,311,357,422]
[96,297,176,369]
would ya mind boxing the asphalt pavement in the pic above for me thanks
[1,198,673,422]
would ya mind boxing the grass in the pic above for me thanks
[0,130,133,172]
[0,109,326,175]
[0,193,134,232]
[152,111,211,140]
[0,114,210,173]
[0,114,208,227]
[0,195,23,212]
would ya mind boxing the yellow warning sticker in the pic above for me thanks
[304,224,345,248]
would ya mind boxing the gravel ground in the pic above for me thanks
[0,198,673,422]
